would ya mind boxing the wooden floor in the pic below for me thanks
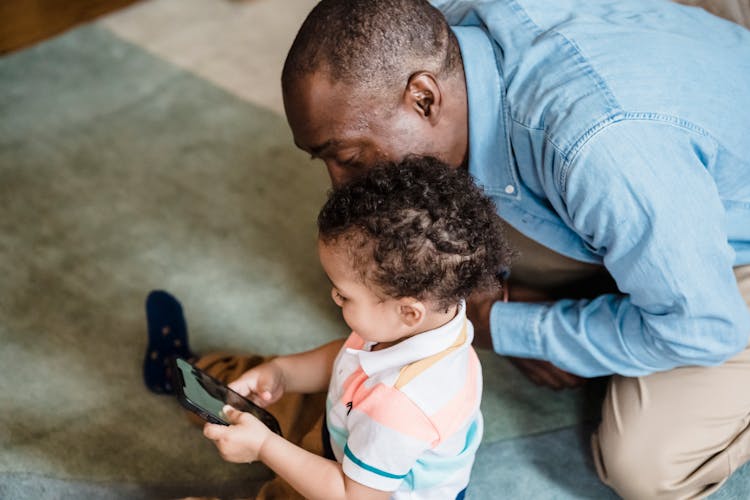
[0,0,141,54]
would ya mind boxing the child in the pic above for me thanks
[202,157,511,500]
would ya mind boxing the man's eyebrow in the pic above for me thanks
[309,139,339,156]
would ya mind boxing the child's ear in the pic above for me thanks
[397,299,426,328]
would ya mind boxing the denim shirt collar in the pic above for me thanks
[452,26,519,200]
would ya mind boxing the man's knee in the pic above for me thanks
[593,427,671,499]
[593,423,730,500]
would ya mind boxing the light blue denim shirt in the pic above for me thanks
[434,0,750,376]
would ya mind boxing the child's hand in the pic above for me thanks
[228,359,286,407]
[203,405,271,464]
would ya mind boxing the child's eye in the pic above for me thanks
[335,291,347,302]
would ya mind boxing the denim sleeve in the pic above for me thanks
[491,120,750,376]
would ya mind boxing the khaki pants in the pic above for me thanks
[592,265,750,499]
[505,222,750,499]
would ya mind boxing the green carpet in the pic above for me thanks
[0,24,593,496]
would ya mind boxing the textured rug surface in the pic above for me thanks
[0,24,332,497]
[1,21,748,499]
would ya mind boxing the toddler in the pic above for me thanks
[202,157,511,499]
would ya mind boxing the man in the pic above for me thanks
[280,0,750,498]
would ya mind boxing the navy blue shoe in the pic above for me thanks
[143,290,195,394]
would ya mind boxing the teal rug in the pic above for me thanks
[4,22,743,499]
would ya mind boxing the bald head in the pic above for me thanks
[282,0,461,97]
[282,0,469,186]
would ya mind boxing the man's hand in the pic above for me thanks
[228,359,286,407]
[467,282,585,390]
[506,357,585,390]
[203,406,272,463]
[466,289,501,350]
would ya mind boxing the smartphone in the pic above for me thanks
[170,357,282,436]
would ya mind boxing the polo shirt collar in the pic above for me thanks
[355,301,470,376]
[452,26,520,200]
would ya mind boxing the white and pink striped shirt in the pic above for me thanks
[326,301,483,499]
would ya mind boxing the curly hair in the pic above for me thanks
[317,157,511,310]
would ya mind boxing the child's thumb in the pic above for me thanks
[203,422,225,440]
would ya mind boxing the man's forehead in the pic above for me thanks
[288,73,374,120]
[285,74,390,159]
[289,71,350,110]
[293,117,373,156]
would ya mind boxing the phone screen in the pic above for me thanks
[174,357,230,422]
[172,357,282,435]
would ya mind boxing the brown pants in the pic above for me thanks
[190,352,326,500]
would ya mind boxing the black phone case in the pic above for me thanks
[170,357,283,436]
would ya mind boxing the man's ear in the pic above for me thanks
[397,299,427,328]
[404,72,442,124]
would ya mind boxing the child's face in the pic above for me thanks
[318,238,410,344]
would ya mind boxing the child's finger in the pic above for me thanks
[223,405,251,425]
[254,376,279,402]
[228,373,256,396]
[260,388,273,400]
[203,422,225,440]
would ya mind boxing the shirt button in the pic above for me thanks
[505,185,515,194]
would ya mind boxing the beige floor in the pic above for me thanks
[100,0,750,118]
[100,0,317,115]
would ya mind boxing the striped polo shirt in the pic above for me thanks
[325,301,483,499]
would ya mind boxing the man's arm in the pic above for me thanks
[468,287,586,389]
[490,120,750,377]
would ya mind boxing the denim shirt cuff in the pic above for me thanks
[490,301,546,358]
